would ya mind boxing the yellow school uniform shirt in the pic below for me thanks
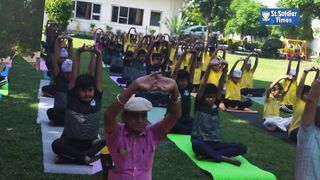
[282,80,297,105]
[263,95,281,119]
[193,67,202,85]
[170,47,176,61]
[181,53,192,69]
[225,79,241,101]
[241,69,253,88]
[127,45,136,53]
[288,97,305,134]
[208,69,223,87]
[124,38,130,52]
[202,52,211,71]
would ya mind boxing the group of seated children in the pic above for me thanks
[41,25,320,179]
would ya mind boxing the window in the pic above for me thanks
[111,6,144,26]
[150,11,161,26]
[73,1,101,20]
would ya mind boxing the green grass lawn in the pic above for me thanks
[1,38,317,179]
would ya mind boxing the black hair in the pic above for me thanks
[115,44,123,52]
[204,84,218,96]
[74,74,95,91]
[272,83,283,92]
[137,49,147,57]
[301,85,311,99]
[152,53,162,61]
[177,70,190,81]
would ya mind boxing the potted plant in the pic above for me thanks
[106,25,113,32]
[90,23,96,34]
[149,28,156,35]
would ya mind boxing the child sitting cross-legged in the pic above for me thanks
[51,45,106,164]
[263,75,294,132]
[191,59,247,166]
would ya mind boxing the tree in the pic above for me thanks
[193,0,232,32]
[164,14,188,37]
[45,0,73,31]
[277,0,320,41]
[181,2,206,26]
[0,0,45,57]
[224,0,269,39]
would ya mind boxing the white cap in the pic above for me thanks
[233,70,242,78]
[60,48,68,58]
[61,59,73,73]
[177,49,183,56]
[246,59,252,65]
[289,69,296,76]
[124,97,152,112]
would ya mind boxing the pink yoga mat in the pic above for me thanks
[40,58,48,72]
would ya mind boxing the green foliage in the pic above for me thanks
[90,23,96,31]
[317,56,320,64]
[192,0,232,32]
[149,28,156,35]
[227,39,241,53]
[261,39,284,58]
[0,0,45,57]
[106,25,113,32]
[277,0,320,41]
[225,0,268,37]
[45,0,73,31]
[181,3,206,26]
[164,14,188,37]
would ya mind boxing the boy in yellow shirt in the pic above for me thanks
[288,67,318,142]
[263,75,293,131]
[223,59,253,111]
[240,53,265,97]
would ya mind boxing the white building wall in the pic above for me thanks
[66,0,184,34]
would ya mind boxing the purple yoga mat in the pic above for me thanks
[91,159,102,174]
[40,58,48,72]
[6,60,12,68]
[109,75,126,88]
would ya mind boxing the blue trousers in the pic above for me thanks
[191,138,247,162]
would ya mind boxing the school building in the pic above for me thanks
[64,0,186,34]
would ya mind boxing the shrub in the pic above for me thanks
[261,39,283,58]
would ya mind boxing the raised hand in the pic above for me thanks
[134,74,159,91]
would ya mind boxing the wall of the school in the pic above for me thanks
[66,0,184,34]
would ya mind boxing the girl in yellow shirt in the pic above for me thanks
[263,75,294,131]
[288,67,319,142]
[281,56,301,113]
[240,53,265,97]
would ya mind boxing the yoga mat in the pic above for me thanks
[109,75,126,88]
[167,134,276,180]
[43,72,50,80]
[6,59,12,68]
[249,96,265,105]
[38,80,50,98]
[148,107,166,124]
[37,97,54,124]
[0,67,10,77]
[40,58,48,72]
[41,123,94,174]
[37,82,99,175]
[0,83,9,96]
[227,111,294,144]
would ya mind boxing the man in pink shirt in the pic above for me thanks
[104,74,181,180]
